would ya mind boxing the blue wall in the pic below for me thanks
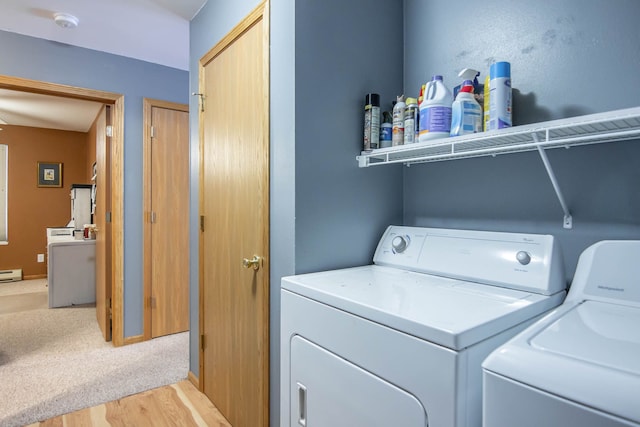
[269,1,296,426]
[0,30,189,337]
[294,0,404,275]
[403,0,640,279]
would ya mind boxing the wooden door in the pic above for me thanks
[199,2,270,426]
[144,102,190,338]
[95,105,112,341]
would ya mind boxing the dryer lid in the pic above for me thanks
[530,300,640,376]
[282,265,565,351]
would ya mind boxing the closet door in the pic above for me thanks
[199,2,270,426]
[143,100,190,338]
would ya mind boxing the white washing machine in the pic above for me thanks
[280,225,567,427]
[483,240,640,427]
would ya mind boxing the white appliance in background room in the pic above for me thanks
[483,240,640,427]
[68,184,93,231]
[46,225,96,308]
[281,226,567,427]
[46,227,74,241]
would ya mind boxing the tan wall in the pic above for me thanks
[0,125,92,278]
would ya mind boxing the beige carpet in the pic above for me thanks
[0,279,48,297]
[0,279,48,314]
[0,279,189,427]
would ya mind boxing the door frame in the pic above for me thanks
[142,98,189,340]
[0,74,126,346]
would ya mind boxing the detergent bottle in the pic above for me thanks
[418,75,453,142]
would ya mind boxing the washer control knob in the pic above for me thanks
[516,251,531,265]
[392,235,409,253]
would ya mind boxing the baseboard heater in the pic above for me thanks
[0,269,23,282]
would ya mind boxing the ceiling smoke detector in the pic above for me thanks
[53,12,79,29]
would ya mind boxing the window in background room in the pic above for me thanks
[0,144,7,243]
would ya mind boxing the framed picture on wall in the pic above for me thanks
[37,162,63,188]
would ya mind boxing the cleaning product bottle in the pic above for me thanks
[403,97,418,145]
[453,68,480,99]
[363,93,380,151]
[450,80,483,137]
[489,61,512,130]
[380,111,393,148]
[483,75,490,131]
[418,75,453,142]
[392,95,406,146]
[417,84,425,135]
[418,84,426,105]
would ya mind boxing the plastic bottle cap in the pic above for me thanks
[432,75,443,81]
[405,97,417,105]
[365,93,380,107]
[490,62,511,79]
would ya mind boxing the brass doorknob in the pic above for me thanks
[242,255,262,271]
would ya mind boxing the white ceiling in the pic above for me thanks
[0,0,206,132]
[0,0,206,70]
[0,89,104,133]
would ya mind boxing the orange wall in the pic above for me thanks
[0,125,93,278]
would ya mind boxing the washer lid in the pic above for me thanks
[483,300,640,423]
[281,265,564,350]
[531,300,640,375]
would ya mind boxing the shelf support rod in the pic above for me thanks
[533,133,572,229]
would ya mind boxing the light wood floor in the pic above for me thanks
[28,381,231,427]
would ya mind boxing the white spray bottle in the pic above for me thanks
[450,77,482,137]
[453,68,480,99]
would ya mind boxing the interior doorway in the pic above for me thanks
[0,74,126,346]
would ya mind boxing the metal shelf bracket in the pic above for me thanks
[532,133,573,229]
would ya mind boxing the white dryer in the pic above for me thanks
[281,226,567,427]
[483,240,640,427]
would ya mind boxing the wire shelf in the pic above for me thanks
[357,107,640,167]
